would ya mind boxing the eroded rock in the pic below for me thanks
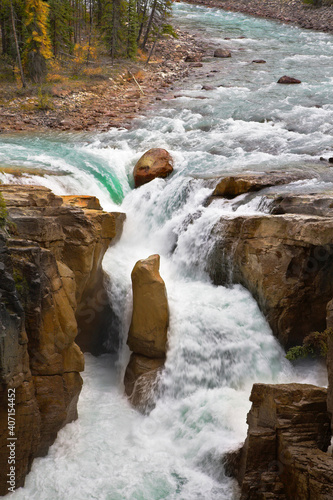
[211,171,312,199]
[125,254,169,411]
[326,300,333,435]
[209,214,333,348]
[127,254,169,358]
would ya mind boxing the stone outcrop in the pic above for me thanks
[133,149,173,188]
[0,185,124,494]
[124,254,169,411]
[208,172,333,348]
[209,213,333,348]
[211,171,312,199]
[270,194,333,217]
[229,383,333,500]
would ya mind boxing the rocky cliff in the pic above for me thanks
[208,173,333,349]
[227,383,333,500]
[0,185,124,495]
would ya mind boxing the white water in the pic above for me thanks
[3,3,333,499]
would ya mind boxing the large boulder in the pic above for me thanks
[125,254,169,410]
[232,383,333,500]
[214,48,231,58]
[133,148,173,188]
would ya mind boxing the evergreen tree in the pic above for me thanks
[127,0,138,58]
[48,0,73,56]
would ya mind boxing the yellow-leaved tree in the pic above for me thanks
[24,0,53,82]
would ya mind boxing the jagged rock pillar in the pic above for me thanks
[124,254,169,411]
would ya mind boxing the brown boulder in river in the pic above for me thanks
[214,48,231,58]
[133,148,173,187]
[277,75,301,84]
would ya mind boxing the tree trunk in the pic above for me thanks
[9,0,25,87]
[142,0,158,50]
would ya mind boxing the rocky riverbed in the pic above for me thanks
[0,31,206,134]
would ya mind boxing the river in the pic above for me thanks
[1,3,333,499]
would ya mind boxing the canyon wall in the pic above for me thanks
[227,383,333,500]
[207,173,333,498]
[0,185,124,495]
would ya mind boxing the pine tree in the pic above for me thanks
[48,0,73,57]
[24,0,53,82]
[127,0,138,58]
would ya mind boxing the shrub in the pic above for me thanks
[286,328,333,361]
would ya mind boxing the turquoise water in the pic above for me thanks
[4,3,332,499]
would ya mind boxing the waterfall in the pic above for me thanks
[3,2,332,498]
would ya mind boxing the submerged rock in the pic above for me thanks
[133,148,173,188]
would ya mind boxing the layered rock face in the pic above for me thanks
[208,173,333,348]
[231,383,333,500]
[325,300,333,436]
[124,254,169,411]
[0,185,124,494]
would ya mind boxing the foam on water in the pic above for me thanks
[4,2,333,498]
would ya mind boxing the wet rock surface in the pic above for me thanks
[133,148,174,187]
